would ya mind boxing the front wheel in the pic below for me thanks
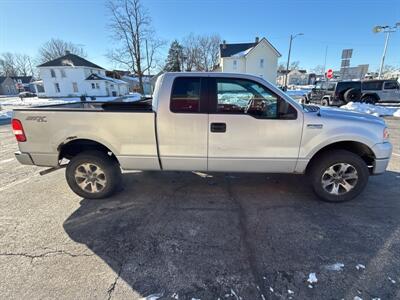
[309,150,369,202]
[66,151,122,199]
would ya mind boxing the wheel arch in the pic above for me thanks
[361,93,380,101]
[58,138,120,164]
[305,140,375,174]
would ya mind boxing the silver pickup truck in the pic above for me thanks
[12,72,392,202]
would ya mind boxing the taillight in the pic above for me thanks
[11,119,27,142]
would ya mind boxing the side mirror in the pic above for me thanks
[312,88,316,92]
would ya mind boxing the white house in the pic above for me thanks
[37,51,128,98]
[218,37,281,83]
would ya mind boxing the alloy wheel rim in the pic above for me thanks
[74,163,107,193]
[321,163,358,195]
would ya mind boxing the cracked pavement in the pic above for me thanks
[0,118,399,299]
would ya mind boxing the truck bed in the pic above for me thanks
[13,99,160,170]
[13,100,153,112]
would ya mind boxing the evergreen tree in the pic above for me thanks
[164,40,183,72]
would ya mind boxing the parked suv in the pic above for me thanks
[303,79,400,106]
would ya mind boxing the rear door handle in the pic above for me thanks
[210,122,226,133]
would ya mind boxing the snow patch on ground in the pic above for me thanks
[307,272,318,284]
[325,262,345,271]
[356,264,366,270]
[340,102,400,117]
[0,110,12,120]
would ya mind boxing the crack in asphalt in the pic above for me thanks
[0,250,94,263]
[225,177,269,299]
[107,260,124,300]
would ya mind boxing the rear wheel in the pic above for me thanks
[309,150,369,202]
[344,88,362,102]
[361,95,377,104]
[66,151,122,199]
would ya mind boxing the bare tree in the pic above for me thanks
[15,54,34,76]
[37,38,86,64]
[107,0,164,93]
[0,52,18,76]
[181,33,221,71]
[289,61,300,70]
[0,52,35,77]
[310,65,325,75]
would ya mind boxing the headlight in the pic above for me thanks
[383,127,390,140]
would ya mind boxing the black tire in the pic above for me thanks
[66,150,122,199]
[344,88,362,102]
[321,98,329,106]
[361,95,377,104]
[309,150,369,202]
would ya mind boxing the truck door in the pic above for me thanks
[156,76,209,171]
[207,77,303,173]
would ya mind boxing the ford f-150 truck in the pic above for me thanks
[12,72,392,202]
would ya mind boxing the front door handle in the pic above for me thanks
[210,122,226,133]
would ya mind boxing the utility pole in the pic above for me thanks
[284,33,303,90]
[323,46,328,75]
[373,23,399,79]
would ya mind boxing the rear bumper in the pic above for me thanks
[15,151,59,167]
[15,151,34,165]
[371,142,392,175]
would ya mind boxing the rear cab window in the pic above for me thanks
[170,77,204,113]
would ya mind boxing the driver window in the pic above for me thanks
[315,82,322,89]
[216,78,278,118]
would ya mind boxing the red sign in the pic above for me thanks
[326,69,333,79]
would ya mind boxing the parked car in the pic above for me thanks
[12,72,392,202]
[18,91,37,98]
[303,79,400,106]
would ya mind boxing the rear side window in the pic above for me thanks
[170,77,201,113]
[384,81,399,90]
[362,81,383,90]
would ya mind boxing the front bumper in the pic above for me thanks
[15,151,34,165]
[371,142,392,174]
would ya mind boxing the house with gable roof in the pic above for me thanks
[219,37,281,83]
[37,51,128,97]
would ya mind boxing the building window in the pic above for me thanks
[95,83,100,89]
[54,83,60,93]
[110,84,114,88]
[233,60,237,70]
[50,69,56,78]
[17,79,22,83]
[91,83,96,89]
[260,59,264,68]
[72,82,78,93]
[60,69,66,78]
[90,69,94,74]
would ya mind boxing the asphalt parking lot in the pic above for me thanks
[0,118,399,300]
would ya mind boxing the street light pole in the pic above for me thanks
[373,23,399,79]
[378,30,391,79]
[284,33,303,89]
